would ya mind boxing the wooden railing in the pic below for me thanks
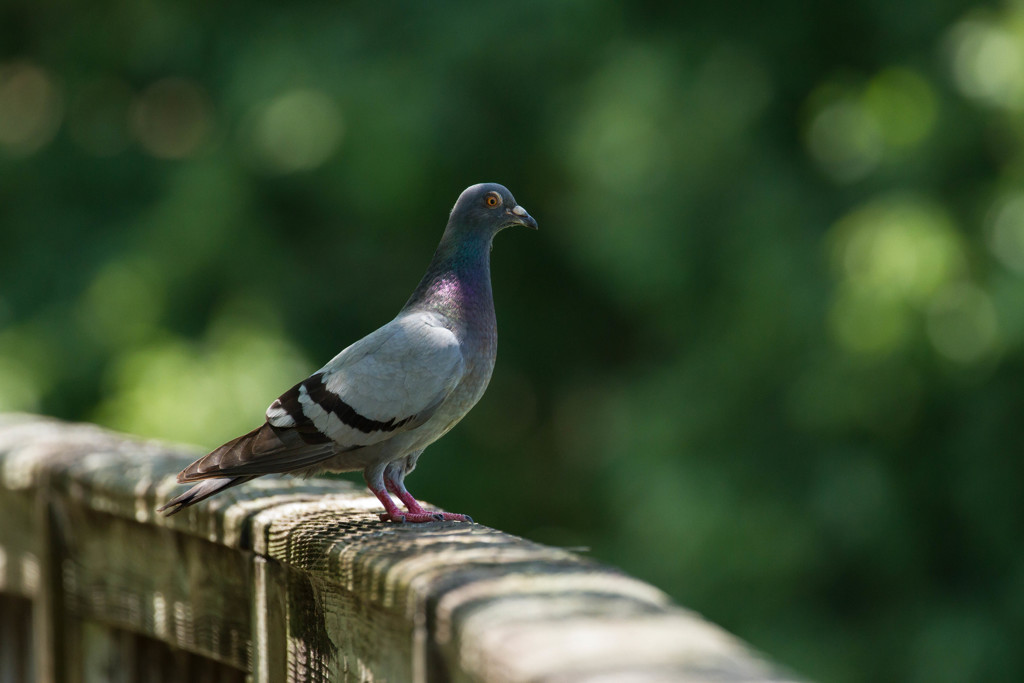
[0,414,800,682]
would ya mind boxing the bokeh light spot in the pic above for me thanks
[568,47,673,192]
[249,89,343,173]
[0,326,54,412]
[949,20,1024,110]
[926,283,1000,364]
[863,68,938,148]
[987,192,1024,273]
[95,310,312,446]
[827,197,965,355]
[832,197,964,302]
[0,61,63,156]
[829,284,909,355]
[78,260,164,349]
[805,92,883,183]
[0,358,42,412]
[131,78,212,159]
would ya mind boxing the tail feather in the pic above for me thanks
[158,476,254,516]
[158,422,341,515]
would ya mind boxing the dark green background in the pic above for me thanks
[2,2,1022,681]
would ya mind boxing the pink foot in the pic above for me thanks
[372,477,474,523]
[379,510,446,523]
[378,510,473,523]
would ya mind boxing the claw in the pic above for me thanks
[439,512,473,522]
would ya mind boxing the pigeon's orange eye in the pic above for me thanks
[485,193,501,208]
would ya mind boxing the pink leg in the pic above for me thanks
[364,463,472,523]
[368,483,445,523]
[385,473,473,523]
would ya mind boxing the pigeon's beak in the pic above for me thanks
[507,205,538,230]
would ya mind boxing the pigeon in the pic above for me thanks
[158,183,537,522]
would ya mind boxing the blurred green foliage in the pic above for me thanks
[2,1,1023,680]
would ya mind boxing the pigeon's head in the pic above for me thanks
[448,183,538,236]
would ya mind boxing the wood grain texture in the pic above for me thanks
[0,414,802,682]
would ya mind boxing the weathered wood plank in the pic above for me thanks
[60,507,253,669]
[0,414,802,682]
[0,594,35,683]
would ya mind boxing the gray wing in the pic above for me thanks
[179,312,465,481]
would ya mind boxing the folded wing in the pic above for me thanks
[179,312,465,482]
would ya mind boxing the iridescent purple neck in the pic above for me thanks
[402,232,494,323]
